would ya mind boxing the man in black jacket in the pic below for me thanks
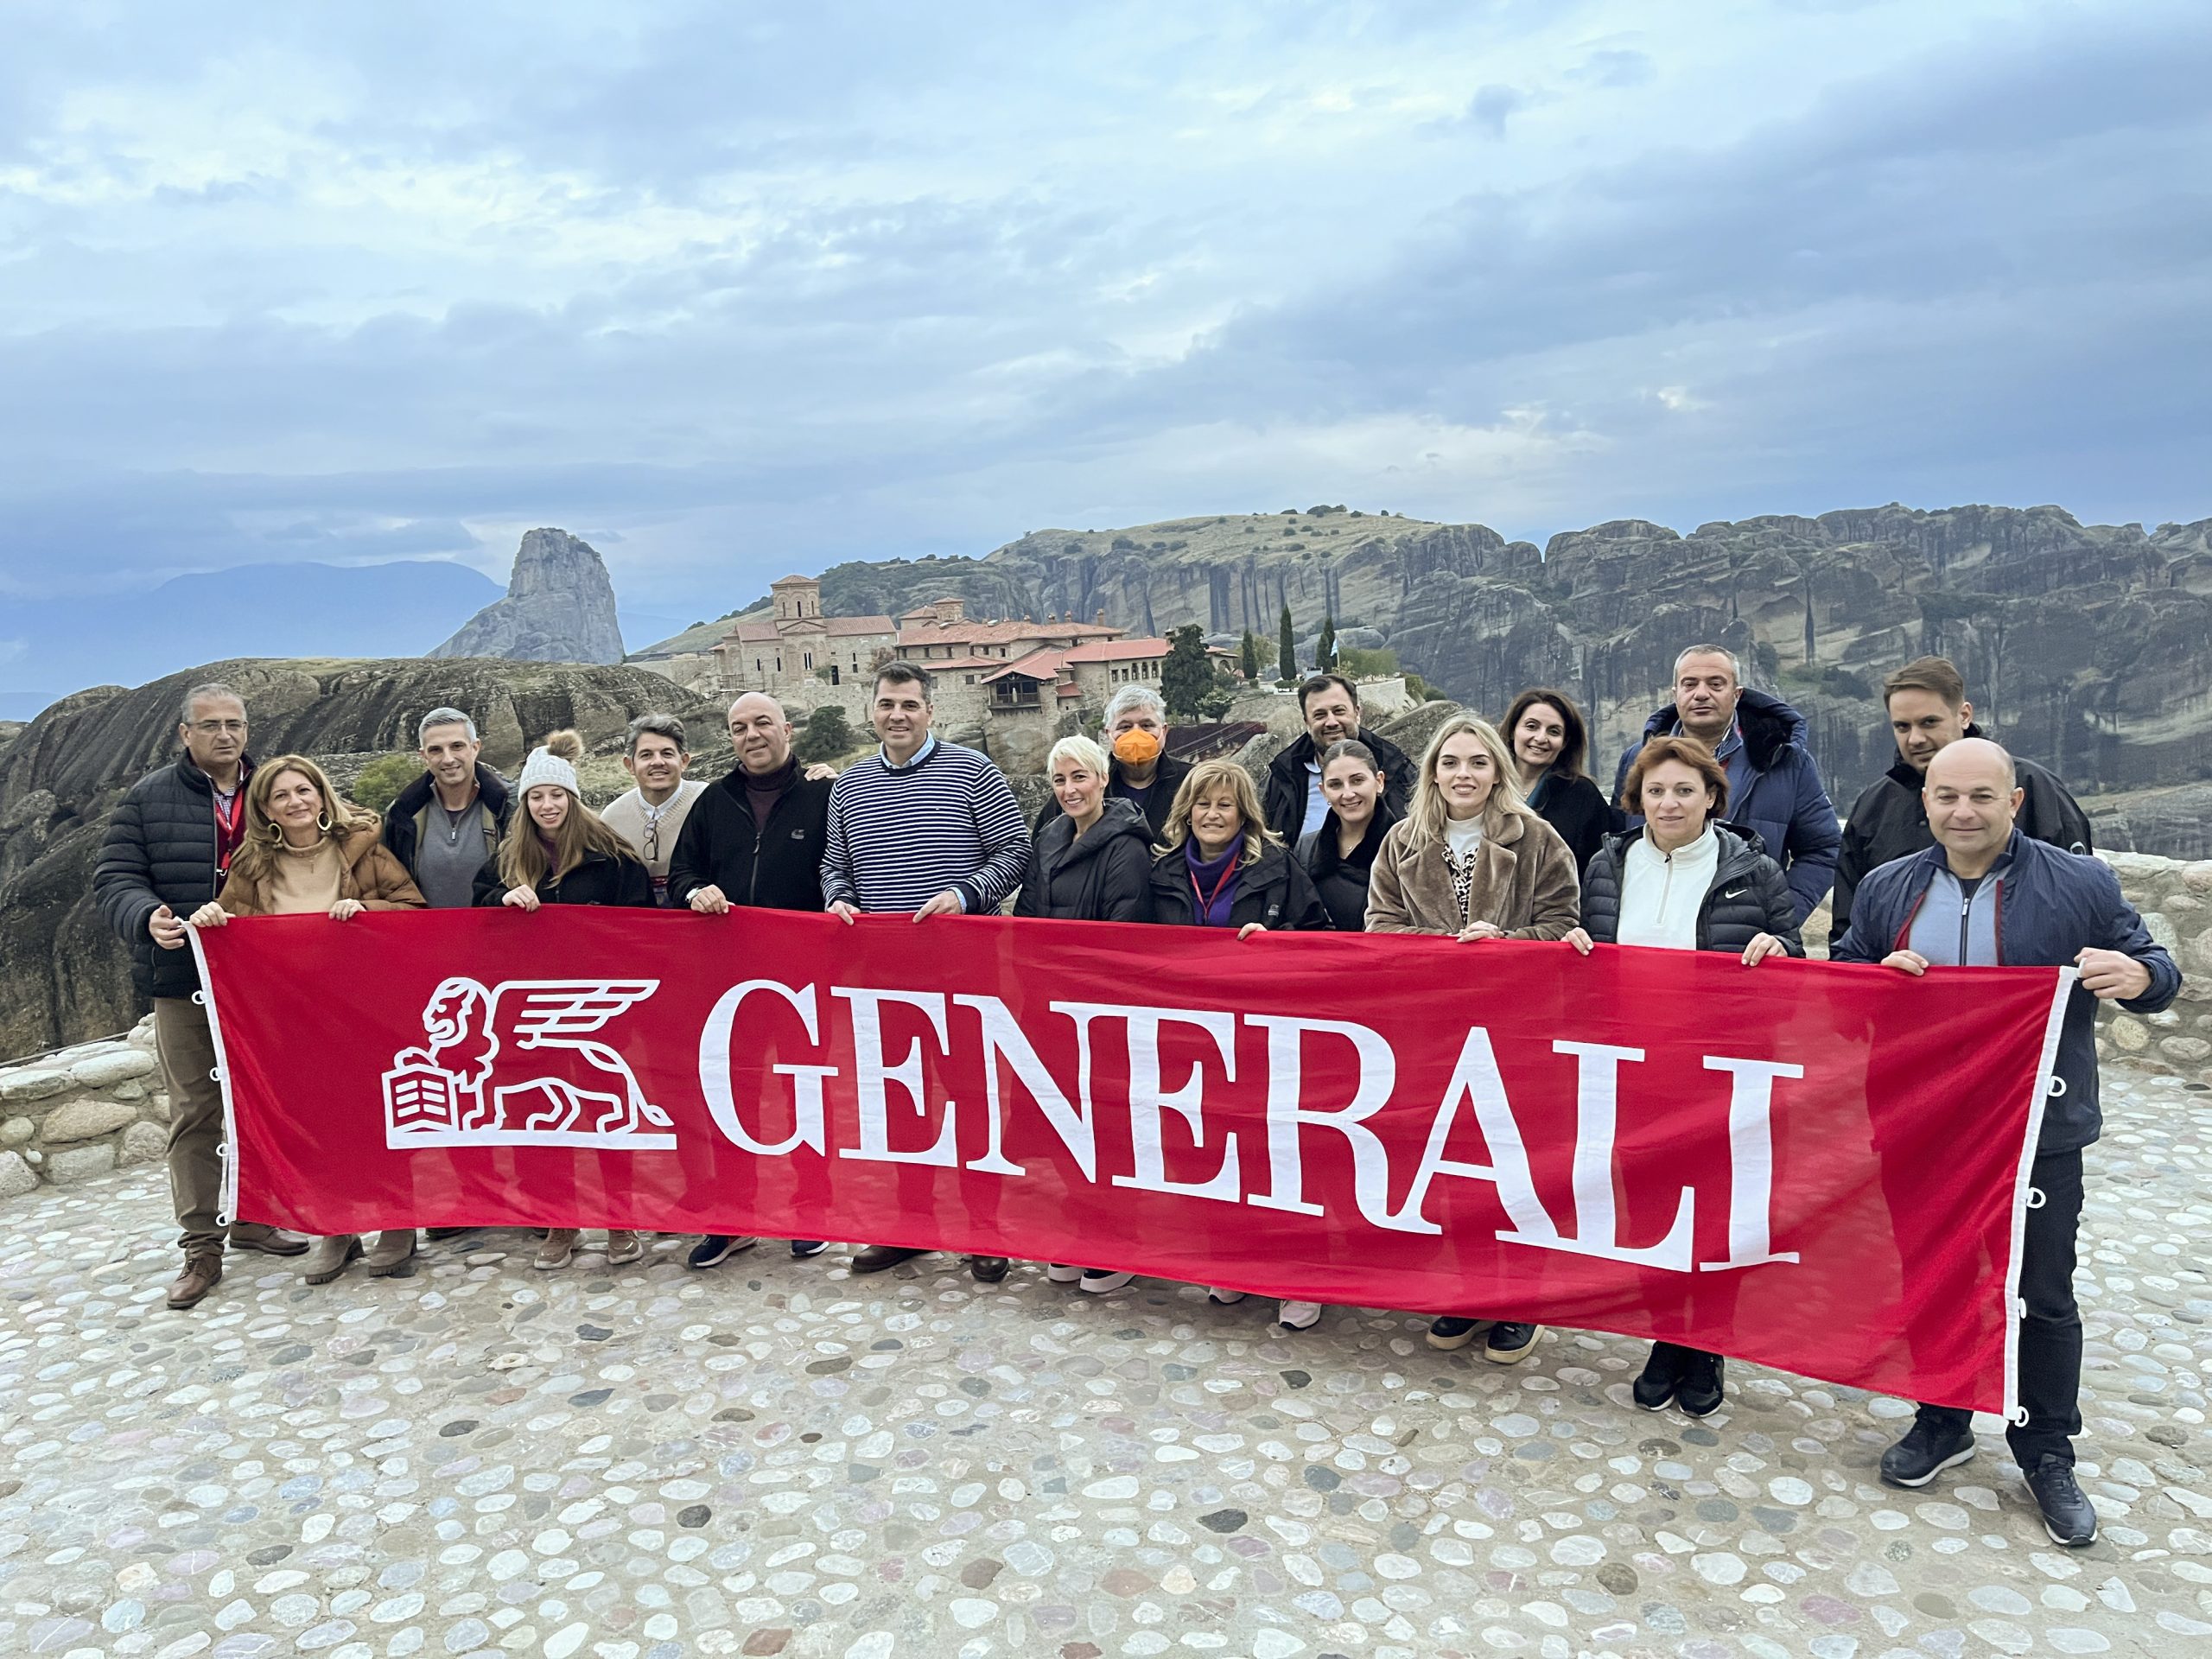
[1263,674,1414,849]
[381,707,515,911]
[92,682,309,1310]
[666,691,835,1268]
[1833,657,2091,941]
[1033,684,1193,842]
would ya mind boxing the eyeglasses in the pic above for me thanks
[643,821,661,861]
[188,720,248,735]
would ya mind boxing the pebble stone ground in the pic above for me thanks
[3,1069,2210,1659]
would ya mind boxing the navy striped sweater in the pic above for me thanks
[821,737,1033,915]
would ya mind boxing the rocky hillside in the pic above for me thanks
[431,528,626,664]
[667,503,2211,811]
[0,658,712,1056]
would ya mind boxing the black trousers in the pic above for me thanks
[1916,1148,2084,1469]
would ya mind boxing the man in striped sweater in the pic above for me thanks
[823,659,1033,1281]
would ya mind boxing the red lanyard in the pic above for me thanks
[1189,855,1237,918]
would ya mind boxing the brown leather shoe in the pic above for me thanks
[229,1224,311,1257]
[167,1252,223,1309]
[851,1244,928,1274]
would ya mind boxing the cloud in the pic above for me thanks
[1467,85,1529,139]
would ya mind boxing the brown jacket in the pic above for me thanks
[1365,810,1580,938]
[218,823,427,917]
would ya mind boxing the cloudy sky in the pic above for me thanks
[3,0,2208,671]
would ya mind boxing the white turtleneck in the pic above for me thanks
[1617,825,1719,951]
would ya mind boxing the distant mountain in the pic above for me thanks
[0,560,505,720]
[429,529,625,664]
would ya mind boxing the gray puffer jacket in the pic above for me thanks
[1577,823,1804,957]
[92,756,244,1000]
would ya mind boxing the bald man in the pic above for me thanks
[1834,738,2180,1548]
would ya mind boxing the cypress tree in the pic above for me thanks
[1277,604,1297,683]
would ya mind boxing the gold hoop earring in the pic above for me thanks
[264,823,283,842]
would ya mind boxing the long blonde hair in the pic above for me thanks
[1403,715,1541,850]
[225,754,377,887]
[1160,759,1277,862]
[496,730,639,889]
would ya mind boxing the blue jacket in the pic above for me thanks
[1613,688,1840,925]
[1832,833,2180,1154]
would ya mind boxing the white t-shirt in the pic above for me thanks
[1617,826,1719,951]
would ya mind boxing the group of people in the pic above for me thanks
[91,645,2179,1549]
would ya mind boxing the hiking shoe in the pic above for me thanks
[687,1235,759,1269]
[1879,1417,1977,1488]
[2024,1455,2097,1547]
[302,1234,363,1286]
[1485,1323,1543,1363]
[534,1229,578,1271]
[365,1230,417,1276]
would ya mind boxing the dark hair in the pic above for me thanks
[1501,687,1590,780]
[1621,734,1730,819]
[1883,655,1967,709]
[1318,738,1378,774]
[1298,672,1361,715]
[874,660,933,700]
[626,713,688,755]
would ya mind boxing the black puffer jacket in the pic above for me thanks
[383,763,514,880]
[665,767,832,912]
[93,756,248,1000]
[1033,754,1193,843]
[1263,728,1414,847]
[1833,728,2091,938]
[1303,807,1397,932]
[473,847,654,908]
[1578,823,1804,956]
[1147,841,1332,931]
[1015,798,1155,922]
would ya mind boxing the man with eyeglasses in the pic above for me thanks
[601,714,707,906]
[93,681,310,1309]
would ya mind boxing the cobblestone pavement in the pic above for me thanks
[3,1068,2209,1659]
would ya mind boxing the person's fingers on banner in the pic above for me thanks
[1562,927,1595,957]
[690,886,730,914]
[1741,933,1787,967]
[1879,950,1929,976]
[1236,922,1268,940]
[330,900,365,923]
[913,892,963,922]
[829,900,861,925]
[502,887,540,912]
[150,904,189,947]
[2075,947,2151,1001]
[188,903,227,929]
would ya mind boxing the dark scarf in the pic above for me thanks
[1183,839,1241,928]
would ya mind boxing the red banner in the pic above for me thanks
[194,909,2068,1413]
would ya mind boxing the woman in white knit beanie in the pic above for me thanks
[471,729,656,1269]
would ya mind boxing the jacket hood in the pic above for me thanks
[1042,798,1153,865]
[1638,687,1808,774]
[392,760,512,818]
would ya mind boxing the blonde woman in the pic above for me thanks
[189,753,427,1285]
[1144,760,1329,1329]
[474,731,655,1269]
[1366,714,1580,1363]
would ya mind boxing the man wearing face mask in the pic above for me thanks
[1034,685,1192,842]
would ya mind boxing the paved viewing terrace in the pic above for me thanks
[1,1065,2208,1659]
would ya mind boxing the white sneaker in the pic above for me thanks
[1081,1270,1135,1294]
[1207,1287,1246,1305]
[1045,1263,1084,1284]
[1278,1300,1323,1330]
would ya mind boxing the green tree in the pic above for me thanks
[1160,623,1213,721]
[1316,613,1338,671]
[794,705,853,765]
[351,753,421,815]
[1336,645,1400,678]
[1277,604,1297,683]
[1239,629,1261,683]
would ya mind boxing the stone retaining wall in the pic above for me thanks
[2099,852,2212,1084]
[0,1016,168,1199]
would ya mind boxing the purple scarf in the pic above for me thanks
[1183,840,1241,928]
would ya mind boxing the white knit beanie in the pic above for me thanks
[515,729,582,798]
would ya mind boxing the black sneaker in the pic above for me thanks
[1879,1417,1977,1488]
[686,1235,759,1269]
[1426,1316,1491,1351]
[1485,1322,1542,1364]
[2024,1456,2097,1547]
[1675,1351,1725,1417]
[790,1240,830,1258]
[969,1255,1009,1283]
[1633,1342,1686,1411]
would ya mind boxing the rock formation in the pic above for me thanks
[0,658,711,1055]
[430,529,626,664]
[729,503,2212,817]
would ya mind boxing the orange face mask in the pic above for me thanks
[1112,728,1163,765]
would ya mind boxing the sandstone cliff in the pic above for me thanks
[0,658,712,1056]
[430,529,626,664]
[717,503,2211,810]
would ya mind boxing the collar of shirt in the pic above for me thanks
[879,733,938,772]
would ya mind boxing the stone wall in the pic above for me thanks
[0,1016,168,1199]
[2099,853,2212,1083]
